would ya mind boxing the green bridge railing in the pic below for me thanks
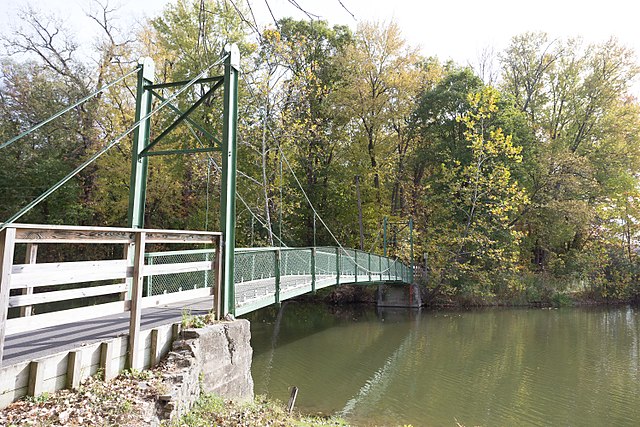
[146,246,412,316]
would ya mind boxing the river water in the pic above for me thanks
[247,303,640,426]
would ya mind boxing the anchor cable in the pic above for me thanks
[1,54,228,229]
[0,67,140,150]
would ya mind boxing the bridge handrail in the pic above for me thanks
[0,224,222,369]
[232,245,412,315]
[233,246,406,275]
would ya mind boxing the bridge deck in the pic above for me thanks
[3,297,213,366]
[4,272,401,367]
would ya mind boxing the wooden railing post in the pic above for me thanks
[128,231,145,370]
[274,249,281,305]
[214,235,223,320]
[123,242,134,301]
[0,227,16,367]
[20,243,37,317]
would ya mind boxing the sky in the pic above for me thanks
[1,0,639,91]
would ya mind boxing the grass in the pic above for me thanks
[169,394,350,427]
[181,309,216,329]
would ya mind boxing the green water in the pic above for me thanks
[248,303,640,426]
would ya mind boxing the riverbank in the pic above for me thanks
[0,367,349,426]
[176,393,348,426]
[316,284,638,308]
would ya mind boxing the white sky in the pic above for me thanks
[1,0,639,92]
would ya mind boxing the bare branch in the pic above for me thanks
[1,5,87,91]
[262,0,279,29]
[228,0,260,36]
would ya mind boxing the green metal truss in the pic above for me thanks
[127,45,240,317]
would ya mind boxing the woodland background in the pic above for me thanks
[2,0,640,303]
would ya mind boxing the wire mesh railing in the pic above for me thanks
[144,244,411,316]
[145,249,216,296]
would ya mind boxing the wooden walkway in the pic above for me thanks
[3,297,212,366]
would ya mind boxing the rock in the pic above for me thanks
[58,410,69,424]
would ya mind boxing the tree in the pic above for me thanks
[425,87,528,297]
[337,21,421,200]
[0,2,135,226]
[257,19,353,246]
[500,33,640,282]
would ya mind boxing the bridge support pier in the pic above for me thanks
[376,284,422,308]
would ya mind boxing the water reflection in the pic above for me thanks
[248,304,640,426]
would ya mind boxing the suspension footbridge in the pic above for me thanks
[0,45,414,406]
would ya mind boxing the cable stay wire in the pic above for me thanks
[0,67,140,150]
[180,119,290,248]
[279,151,393,274]
[241,75,392,273]
[1,54,228,231]
[202,151,290,248]
[369,228,382,253]
[240,75,394,274]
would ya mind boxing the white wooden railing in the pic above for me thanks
[0,224,222,368]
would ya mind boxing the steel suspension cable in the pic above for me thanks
[0,67,140,150]
[175,105,288,247]
[240,75,393,274]
[249,112,388,271]
[279,152,387,273]
[1,55,228,230]
[201,151,290,248]
[184,123,289,248]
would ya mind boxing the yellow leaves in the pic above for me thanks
[262,28,281,44]
[437,85,530,286]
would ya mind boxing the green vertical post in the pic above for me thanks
[220,44,239,316]
[368,252,372,282]
[383,217,388,257]
[409,217,414,284]
[354,250,358,283]
[128,57,154,228]
[274,249,281,305]
[379,254,382,281]
[311,248,316,294]
[336,247,340,286]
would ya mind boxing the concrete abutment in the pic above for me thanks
[377,284,422,308]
